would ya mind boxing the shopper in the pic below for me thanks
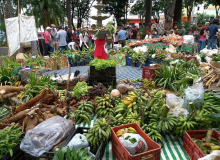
[57,26,68,52]
[68,39,80,51]
[79,29,88,50]
[44,27,53,56]
[117,26,126,47]
[50,24,58,51]
[180,24,186,36]
[84,27,90,47]
[126,26,130,40]
[199,27,207,52]
[145,31,152,39]
[130,26,137,42]
[151,28,158,38]
[188,27,198,42]
[206,19,219,49]
[169,29,175,36]
[65,26,72,44]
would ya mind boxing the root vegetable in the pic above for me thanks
[25,116,39,132]
[43,111,54,120]
[0,92,18,101]
[22,116,29,132]
[3,109,30,123]
[111,89,120,98]
[15,88,48,113]
[50,104,66,116]
[116,83,128,94]
[39,94,55,104]
[0,86,24,95]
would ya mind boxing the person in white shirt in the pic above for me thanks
[68,39,80,51]
[169,29,175,36]
[84,27,90,46]
[145,32,152,39]
[78,29,88,50]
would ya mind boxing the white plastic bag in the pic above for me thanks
[169,107,189,117]
[166,94,184,109]
[183,83,205,112]
[119,133,148,155]
[20,116,74,157]
[67,134,89,151]
[205,56,212,63]
[183,35,194,44]
[198,150,220,160]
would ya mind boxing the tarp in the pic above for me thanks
[5,17,20,57]
[20,15,38,43]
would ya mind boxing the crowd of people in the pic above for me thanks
[44,19,220,56]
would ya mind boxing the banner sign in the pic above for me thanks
[20,15,38,43]
[5,17,20,56]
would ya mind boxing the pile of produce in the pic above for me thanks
[0,124,22,158]
[89,59,116,71]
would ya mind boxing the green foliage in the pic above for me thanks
[212,54,220,62]
[0,124,22,158]
[22,0,65,29]
[53,146,92,160]
[89,59,116,71]
[0,22,6,47]
[106,21,116,34]
[197,13,215,25]
[73,82,92,99]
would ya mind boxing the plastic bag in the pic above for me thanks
[166,94,184,109]
[119,133,148,155]
[198,150,220,160]
[169,107,189,117]
[183,83,205,112]
[183,35,194,44]
[20,116,74,157]
[205,56,212,63]
[67,134,89,151]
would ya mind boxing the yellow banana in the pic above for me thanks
[128,127,137,133]
[127,103,133,109]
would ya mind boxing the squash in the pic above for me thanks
[116,83,128,94]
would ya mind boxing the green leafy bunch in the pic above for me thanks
[73,82,92,99]
[212,54,220,62]
[0,124,22,158]
[89,59,116,71]
[53,147,92,160]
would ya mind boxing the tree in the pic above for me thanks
[164,0,177,30]
[173,0,182,26]
[152,0,167,23]
[130,0,145,28]
[102,0,129,26]
[183,0,203,22]
[205,0,220,18]
[22,0,65,29]
[145,0,152,28]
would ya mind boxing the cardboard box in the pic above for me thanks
[211,61,220,69]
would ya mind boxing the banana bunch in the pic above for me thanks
[143,79,155,90]
[150,89,166,98]
[116,127,137,137]
[14,81,22,86]
[75,101,93,124]
[142,124,162,142]
[125,112,142,126]
[123,92,136,108]
[202,92,220,113]
[95,94,115,117]
[84,117,111,153]
[149,105,178,134]
[58,90,66,100]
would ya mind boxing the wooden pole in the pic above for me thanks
[18,0,20,54]
[2,3,11,57]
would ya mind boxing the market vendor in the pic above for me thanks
[145,31,152,39]
[68,39,80,51]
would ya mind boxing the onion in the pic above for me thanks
[111,89,120,98]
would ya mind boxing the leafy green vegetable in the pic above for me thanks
[212,54,220,62]
[129,138,137,144]
[89,59,116,71]
[53,147,92,160]
[0,124,22,158]
[73,82,92,99]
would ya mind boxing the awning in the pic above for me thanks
[128,19,156,24]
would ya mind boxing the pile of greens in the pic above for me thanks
[89,59,116,71]
[0,124,22,158]
[212,54,220,62]
[155,60,201,96]
[73,82,92,98]
[53,147,92,160]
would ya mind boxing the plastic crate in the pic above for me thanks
[142,65,160,80]
[183,130,220,160]
[24,124,75,160]
[112,123,161,160]
[126,55,132,66]
[63,127,107,160]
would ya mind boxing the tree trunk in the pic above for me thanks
[67,0,71,28]
[145,0,152,28]
[6,0,14,18]
[164,0,177,30]
[187,9,192,22]
[173,0,182,27]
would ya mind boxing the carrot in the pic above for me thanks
[2,109,30,123]
[15,88,48,113]
[0,86,24,94]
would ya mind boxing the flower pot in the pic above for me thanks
[135,61,141,68]
[126,55,132,66]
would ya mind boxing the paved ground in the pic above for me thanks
[44,66,143,81]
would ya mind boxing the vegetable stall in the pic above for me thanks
[0,47,220,160]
